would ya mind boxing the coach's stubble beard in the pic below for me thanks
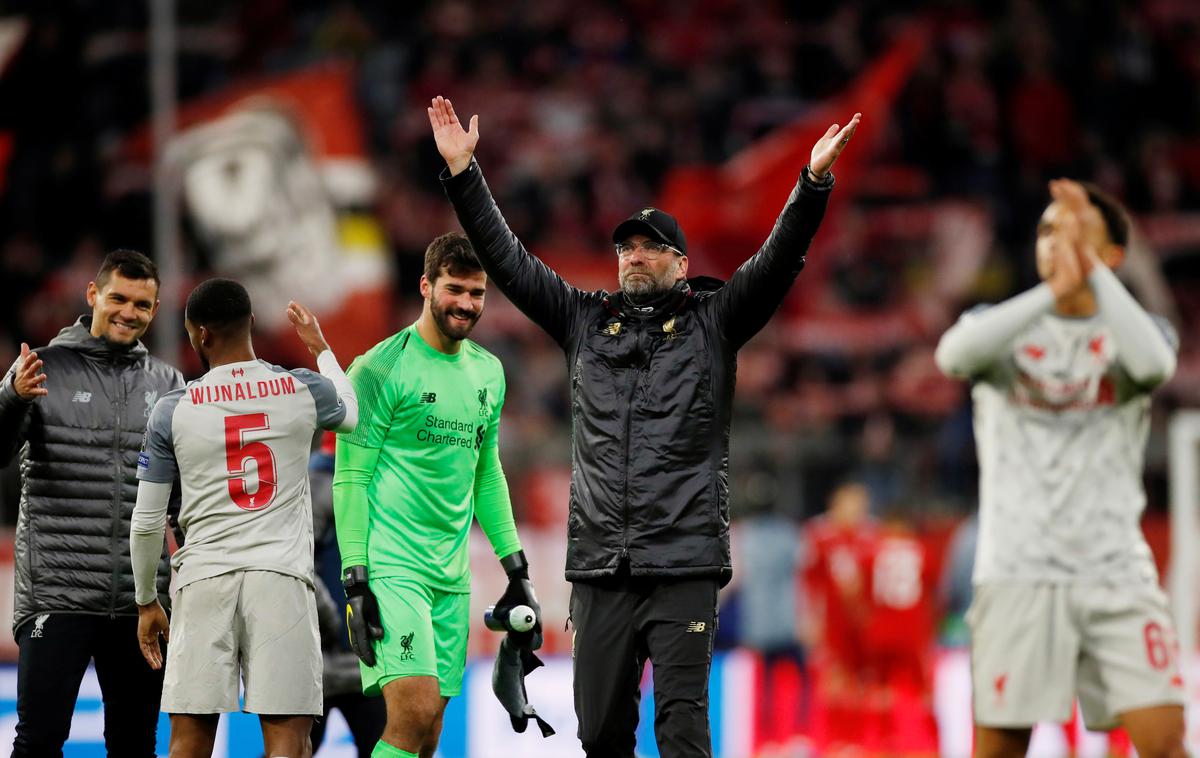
[619,259,682,304]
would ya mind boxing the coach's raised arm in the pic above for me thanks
[430,94,859,758]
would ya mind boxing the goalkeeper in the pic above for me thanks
[333,232,539,758]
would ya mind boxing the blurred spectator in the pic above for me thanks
[938,511,978,646]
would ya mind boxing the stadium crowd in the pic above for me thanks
[3,0,1199,525]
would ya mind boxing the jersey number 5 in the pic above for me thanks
[224,413,277,511]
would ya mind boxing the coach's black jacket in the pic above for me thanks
[0,317,181,634]
[443,161,832,586]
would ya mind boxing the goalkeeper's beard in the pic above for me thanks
[431,296,482,342]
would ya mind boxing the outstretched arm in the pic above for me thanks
[430,96,587,347]
[287,300,358,433]
[712,114,861,349]
[934,286,1056,379]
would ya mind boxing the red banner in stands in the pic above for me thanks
[658,24,929,297]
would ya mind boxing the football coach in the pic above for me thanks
[430,95,859,757]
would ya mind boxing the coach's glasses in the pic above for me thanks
[615,240,684,259]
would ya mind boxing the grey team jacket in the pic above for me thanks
[0,316,182,633]
[443,160,832,586]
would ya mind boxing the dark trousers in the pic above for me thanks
[311,692,387,758]
[12,613,164,758]
[570,575,718,758]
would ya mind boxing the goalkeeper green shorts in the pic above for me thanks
[361,576,471,697]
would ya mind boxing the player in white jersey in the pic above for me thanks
[936,180,1185,758]
[129,278,358,758]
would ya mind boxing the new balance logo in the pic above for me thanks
[72,391,92,403]
[30,614,49,638]
[400,631,416,661]
[686,621,706,633]
[420,392,437,404]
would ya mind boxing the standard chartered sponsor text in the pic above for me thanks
[417,413,475,448]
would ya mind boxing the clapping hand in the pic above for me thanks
[1049,178,1105,273]
[1045,178,1106,299]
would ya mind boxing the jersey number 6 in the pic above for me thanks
[224,413,278,511]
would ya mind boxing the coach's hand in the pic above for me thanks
[343,565,384,667]
[137,600,170,670]
[428,95,478,177]
[809,112,862,179]
[496,550,543,650]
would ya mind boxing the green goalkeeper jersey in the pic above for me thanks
[332,323,521,592]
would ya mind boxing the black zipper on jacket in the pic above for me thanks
[108,361,126,618]
[619,322,643,557]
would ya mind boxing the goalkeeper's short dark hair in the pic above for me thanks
[185,278,253,334]
[424,232,483,283]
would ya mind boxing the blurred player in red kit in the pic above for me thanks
[864,504,939,756]
[802,481,878,749]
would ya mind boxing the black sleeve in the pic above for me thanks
[441,160,588,347]
[709,169,833,349]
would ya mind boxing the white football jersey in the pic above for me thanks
[967,309,1176,584]
[137,359,347,590]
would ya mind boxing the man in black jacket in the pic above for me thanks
[430,96,859,757]
[0,249,182,757]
